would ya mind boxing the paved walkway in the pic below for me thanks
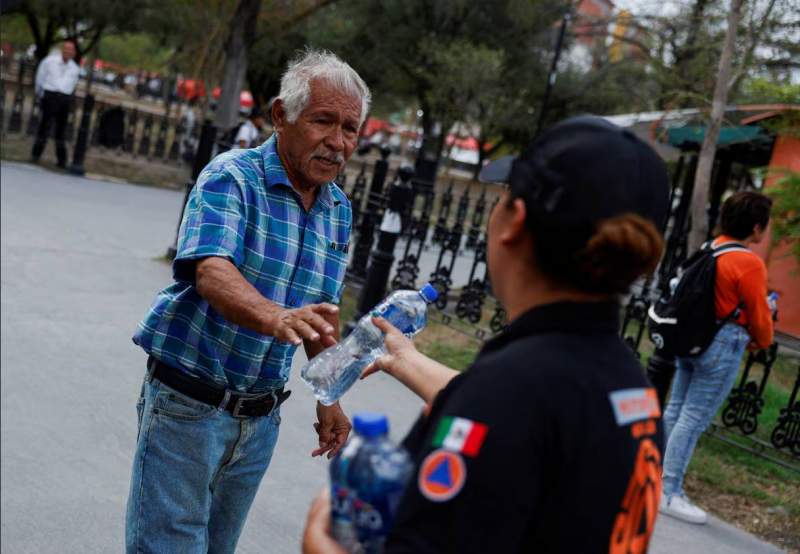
[0,162,783,553]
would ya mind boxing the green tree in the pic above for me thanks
[766,169,800,263]
[2,0,147,64]
[294,0,564,169]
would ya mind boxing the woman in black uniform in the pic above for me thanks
[304,116,670,553]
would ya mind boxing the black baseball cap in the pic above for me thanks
[479,115,669,229]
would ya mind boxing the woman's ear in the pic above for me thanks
[498,197,528,245]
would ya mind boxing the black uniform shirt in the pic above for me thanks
[386,301,664,553]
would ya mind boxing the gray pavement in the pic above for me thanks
[0,161,783,553]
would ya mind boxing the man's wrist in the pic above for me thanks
[259,308,282,336]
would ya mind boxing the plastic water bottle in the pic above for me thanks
[350,413,413,553]
[767,291,779,320]
[301,284,438,405]
[330,434,362,552]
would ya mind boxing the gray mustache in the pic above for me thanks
[313,150,344,164]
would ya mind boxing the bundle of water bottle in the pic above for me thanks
[300,283,439,552]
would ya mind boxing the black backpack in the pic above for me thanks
[647,241,748,358]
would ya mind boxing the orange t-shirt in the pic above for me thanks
[712,235,774,349]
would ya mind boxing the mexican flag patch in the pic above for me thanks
[432,417,488,457]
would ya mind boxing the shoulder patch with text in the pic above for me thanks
[609,388,661,426]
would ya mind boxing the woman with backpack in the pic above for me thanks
[659,191,774,524]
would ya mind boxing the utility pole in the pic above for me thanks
[535,8,572,137]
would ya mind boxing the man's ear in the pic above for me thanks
[271,99,287,133]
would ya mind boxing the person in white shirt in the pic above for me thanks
[32,40,80,167]
[234,108,266,149]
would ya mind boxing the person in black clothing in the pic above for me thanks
[304,116,670,553]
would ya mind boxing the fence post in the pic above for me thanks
[349,162,368,230]
[348,146,392,279]
[90,102,104,146]
[8,61,25,133]
[0,76,5,133]
[166,120,218,259]
[138,113,154,158]
[124,109,138,153]
[771,364,800,455]
[345,165,415,336]
[431,181,454,245]
[429,186,470,310]
[68,93,95,176]
[721,344,779,435]
[153,113,168,159]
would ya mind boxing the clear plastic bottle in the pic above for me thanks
[348,413,413,554]
[301,284,438,405]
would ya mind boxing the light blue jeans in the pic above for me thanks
[662,322,749,497]
[125,370,282,553]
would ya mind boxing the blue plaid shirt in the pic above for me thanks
[133,135,352,391]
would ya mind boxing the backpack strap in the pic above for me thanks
[712,241,749,321]
[711,241,749,257]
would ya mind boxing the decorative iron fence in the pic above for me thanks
[2,58,796,467]
[341,152,799,468]
[1,61,191,166]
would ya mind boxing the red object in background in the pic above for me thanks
[210,86,254,108]
[362,118,394,138]
[177,79,206,101]
[240,90,254,108]
[750,134,800,338]
[445,135,480,151]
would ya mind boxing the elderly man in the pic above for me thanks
[31,39,80,168]
[126,49,369,553]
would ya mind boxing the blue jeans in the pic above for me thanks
[125,370,282,553]
[662,323,749,497]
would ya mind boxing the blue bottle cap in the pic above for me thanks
[420,283,439,303]
[353,413,389,438]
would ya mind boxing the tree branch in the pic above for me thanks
[728,0,779,96]
[252,0,339,46]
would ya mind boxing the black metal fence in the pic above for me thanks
[342,151,799,468]
[1,60,193,166]
[2,57,797,467]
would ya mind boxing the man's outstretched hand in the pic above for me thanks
[312,401,351,459]
[268,303,340,346]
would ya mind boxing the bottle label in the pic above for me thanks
[331,484,358,547]
[374,303,415,335]
[353,489,405,542]
[331,484,353,522]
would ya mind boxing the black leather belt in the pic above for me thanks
[147,356,291,419]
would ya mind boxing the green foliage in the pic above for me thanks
[0,14,34,49]
[97,33,172,73]
[740,78,800,104]
[418,341,479,373]
[766,168,800,262]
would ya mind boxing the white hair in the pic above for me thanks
[278,48,371,126]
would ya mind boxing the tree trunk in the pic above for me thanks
[687,0,744,254]
[214,0,262,131]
